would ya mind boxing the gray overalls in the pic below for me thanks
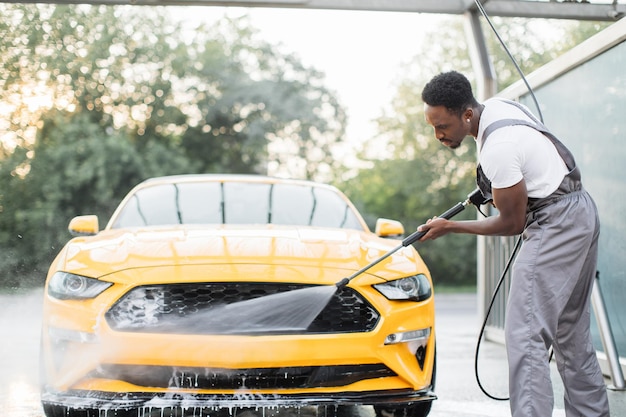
[477,100,610,417]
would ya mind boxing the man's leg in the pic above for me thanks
[552,194,609,416]
[553,287,609,417]
[505,256,554,417]
[506,191,609,417]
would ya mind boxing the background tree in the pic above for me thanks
[0,4,346,288]
[178,16,346,180]
[0,3,609,290]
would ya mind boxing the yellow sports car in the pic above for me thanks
[40,174,436,417]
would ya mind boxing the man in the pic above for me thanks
[417,71,610,417]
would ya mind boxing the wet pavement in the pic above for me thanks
[429,293,512,416]
[1,289,624,417]
[431,292,626,417]
[0,289,43,417]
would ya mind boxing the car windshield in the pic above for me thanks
[110,180,365,231]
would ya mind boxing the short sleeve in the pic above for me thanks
[479,136,524,190]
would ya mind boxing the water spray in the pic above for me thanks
[179,188,491,334]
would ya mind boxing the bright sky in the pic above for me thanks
[173,6,444,148]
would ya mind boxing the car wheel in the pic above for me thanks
[373,402,432,417]
[373,346,436,417]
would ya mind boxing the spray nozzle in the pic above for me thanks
[335,278,350,289]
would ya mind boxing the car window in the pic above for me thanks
[111,181,364,231]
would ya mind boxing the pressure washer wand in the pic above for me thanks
[335,189,486,289]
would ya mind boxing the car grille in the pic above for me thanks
[105,283,380,334]
[91,363,396,389]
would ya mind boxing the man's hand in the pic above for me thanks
[416,179,528,241]
[417,217,451,241]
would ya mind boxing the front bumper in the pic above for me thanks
[42,277,437,416]
[42,388,436,411]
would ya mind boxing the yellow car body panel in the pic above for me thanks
[40,174,437,416]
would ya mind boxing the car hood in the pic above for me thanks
[52,226,425,282]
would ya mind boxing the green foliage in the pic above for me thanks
[178,16,346,179]
[341,154,478,286]
[0,4,346,288]
[0,3,610,290]
[0,110,191,288]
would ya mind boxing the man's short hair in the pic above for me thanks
[421,71,478,116]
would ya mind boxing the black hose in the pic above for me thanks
[474,233,556,401]
[474,235,522,401]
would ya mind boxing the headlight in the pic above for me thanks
[48,271,112,300]
[373,274,432,301]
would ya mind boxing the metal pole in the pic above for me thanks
[591,271,625,390]
[463,9,497,324]
[463,9,496,101]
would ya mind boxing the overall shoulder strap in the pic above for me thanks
[481,100,576,170]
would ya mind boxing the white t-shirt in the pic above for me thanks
[476,98,569,199]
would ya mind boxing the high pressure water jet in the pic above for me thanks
[180,188,491,334]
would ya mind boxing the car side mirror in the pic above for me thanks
[68,215,99,236]
[375,218,405,238]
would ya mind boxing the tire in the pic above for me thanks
[373,402,432,417]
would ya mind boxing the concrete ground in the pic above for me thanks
[431,292,626,416]
[1,290,624,417]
